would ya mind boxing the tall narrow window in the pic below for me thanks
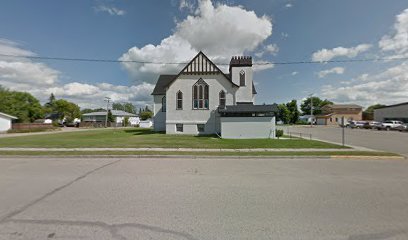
[192,79,209,110]
[219,90,226,106]
[176,91,183,110]
[240,70,246,86]
[161,96,166,112]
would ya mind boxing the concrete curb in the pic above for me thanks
[0,154,405,160]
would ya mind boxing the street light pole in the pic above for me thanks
[104,97,111,128]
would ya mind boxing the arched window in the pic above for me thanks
[176,91,183,110]
[219,90,226,106]
[193,79,209,110]
[240,70,246,86]
[161,96,166,112]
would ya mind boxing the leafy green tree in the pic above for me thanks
[107,110,115,122]
[0,87,44,122]
[113,102,136,114]
[54,99,81,122]
[140,111,153,120]
[277,104,290,124]
[300,97,333,115]
[286,100,300,124]
[363,104,386,120]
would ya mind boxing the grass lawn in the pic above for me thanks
[0,151,399,157]
[0,128,347,149]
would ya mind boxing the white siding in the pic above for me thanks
[165,74,237,135]
[0,116,12,132]
[220,116,276,139]
[153,95,166,131]
[230,66,254,103]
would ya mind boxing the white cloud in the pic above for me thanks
[120,0,273,83]
[94,5,126,16]
[265,43,279,55]
[317,67,345,78]
[312,44,372,62]
[291,71,298,76]
[379,8,408,57]
[321,61,408,106]
[179,0,195,12]
[0,39,152,109]
[285,3,293,8]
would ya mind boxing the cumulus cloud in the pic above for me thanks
[317,67,345,78]
[120,0,273,83]
[0,39,152,109]
[379,8,408,57]
[311,44,372,62]
[265,44,279,55]
[94,5,126,16]
[320,61,408,106]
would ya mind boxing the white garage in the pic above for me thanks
[0,112,17,132]
[219,104,277,139]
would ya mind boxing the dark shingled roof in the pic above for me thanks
[218,104,278,114]
[151,75,177,95]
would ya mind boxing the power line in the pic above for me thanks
[0,53,407,66]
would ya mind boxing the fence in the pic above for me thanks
[287,131,313,140]
[12,123,54,130]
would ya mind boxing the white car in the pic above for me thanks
[381,120,404,130]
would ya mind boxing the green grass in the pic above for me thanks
[0,150,399,157]
[0,128,347,149]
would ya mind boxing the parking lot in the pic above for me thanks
[280,125,408,156]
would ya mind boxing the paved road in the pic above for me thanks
[280,125,408,156]
[1,157,407,240]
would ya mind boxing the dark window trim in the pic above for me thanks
[239,70,246,86]
[161,96,166,112]
[176,91,183,110]
[192,78,210,110]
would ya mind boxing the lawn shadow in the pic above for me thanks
[123,128,163,136]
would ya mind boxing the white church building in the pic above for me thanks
[152,52,277,139]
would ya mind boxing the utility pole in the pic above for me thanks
[104,97,111,128]
[309,93,314,128]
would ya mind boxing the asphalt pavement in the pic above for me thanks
[1,157,407,240]
[279,125,408,156]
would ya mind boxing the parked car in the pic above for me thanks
[363,121,382,129]
[379,120,404,131]
[394,124,408,132]
[349,121,367,129]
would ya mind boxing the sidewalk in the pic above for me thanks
[0,147,377,152]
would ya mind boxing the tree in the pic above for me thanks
[300,97,333,115]
[54,99,81,122]
[107,110,115,122]
[140,111,153,120]
[286,100,300,124]
[0,88,44,122]
[113,102,136,114]
[363,104,386,120]
[277,104,290,124]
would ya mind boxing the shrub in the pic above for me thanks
[276,129,284,138]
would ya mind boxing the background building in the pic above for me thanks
[0,112,17,132]
[315,104,362,125]
[374,102,408,123]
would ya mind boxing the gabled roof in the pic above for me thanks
[82,110,137,117]
[151,75,177,95]
[151,52,240,95]
[0,112,17,120]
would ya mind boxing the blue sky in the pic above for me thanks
[0,0,407,109]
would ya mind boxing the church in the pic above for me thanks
[151,52,277,139]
